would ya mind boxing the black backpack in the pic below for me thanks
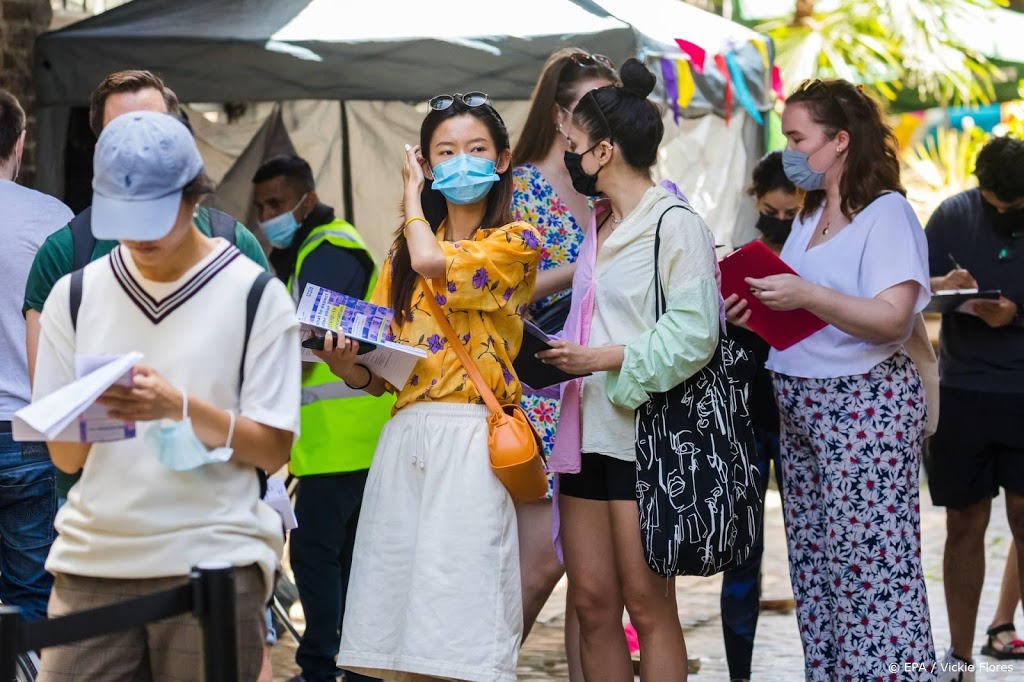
[69,206,238,270]
[68,257,274,497]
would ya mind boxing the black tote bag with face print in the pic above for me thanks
[634,204,763,578]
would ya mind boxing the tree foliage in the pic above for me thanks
[759,0,1009,107]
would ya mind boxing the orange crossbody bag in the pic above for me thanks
[422,278,548,502]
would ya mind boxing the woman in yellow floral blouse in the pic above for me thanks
[318,93,539,682]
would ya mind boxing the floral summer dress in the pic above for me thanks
[512,164,588,496]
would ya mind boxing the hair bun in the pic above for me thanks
[619,58,657,98]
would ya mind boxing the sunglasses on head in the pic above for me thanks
[569,53,615,70]
[799,79,849,116]
[428,91,489,111]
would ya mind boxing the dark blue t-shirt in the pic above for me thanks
[925,188,1024,394]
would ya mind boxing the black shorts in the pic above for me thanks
[559,453,635,501]
[924,386,1024,508]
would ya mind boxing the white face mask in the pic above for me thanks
[145,390,235,471]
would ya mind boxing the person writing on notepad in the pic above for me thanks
[923,135,1024,669]
[724,79,935,680]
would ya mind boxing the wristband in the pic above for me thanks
[404,217,430,229]
[344,363,373,390]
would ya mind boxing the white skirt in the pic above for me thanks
[338,402,522,682]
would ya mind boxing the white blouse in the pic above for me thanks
[765,192,930,379]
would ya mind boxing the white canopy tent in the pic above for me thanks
[34,0,773,258]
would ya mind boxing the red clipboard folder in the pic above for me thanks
[719,240,828,351]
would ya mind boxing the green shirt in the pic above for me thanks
[22,206,270,498]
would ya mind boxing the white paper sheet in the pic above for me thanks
[13,352,143,442]
[359,341,426,388]
[74,355,138,442]
[263,477,298,530]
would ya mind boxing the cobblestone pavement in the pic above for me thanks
[272,485,1020,681]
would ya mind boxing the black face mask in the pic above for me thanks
[564,143,604,197]
[981,195,1024,237]
[755,213,794,246]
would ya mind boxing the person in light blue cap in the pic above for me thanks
[31,110,301,682]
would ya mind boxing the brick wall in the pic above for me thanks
[0,0,53,186]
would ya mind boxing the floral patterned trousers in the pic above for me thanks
[773,352,936,681]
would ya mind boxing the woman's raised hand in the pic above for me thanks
[403,144,426,198]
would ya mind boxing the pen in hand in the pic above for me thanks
[948,253,964,271]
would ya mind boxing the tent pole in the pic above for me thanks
[340,102,355,225]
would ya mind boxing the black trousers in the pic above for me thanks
[291,471,377,682]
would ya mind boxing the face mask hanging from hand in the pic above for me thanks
[259,193,308,249]
[431,154,500,205]
[563,142,605,197]
[145,389,235,472]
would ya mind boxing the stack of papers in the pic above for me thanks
[263,477,298,530]
[297,284,426,388]
[14,352,141,442]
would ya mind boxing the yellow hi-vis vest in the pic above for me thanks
[288,219,395,476]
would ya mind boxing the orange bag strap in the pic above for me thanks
[421,277,505,419]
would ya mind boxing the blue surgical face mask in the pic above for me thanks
[259,193,307,248]
[782,145,839,191]
[145,391,234,472]
[431,154,500,205]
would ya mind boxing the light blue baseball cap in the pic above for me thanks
[91,111,205,241]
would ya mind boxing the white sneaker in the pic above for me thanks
[935,648,976,682]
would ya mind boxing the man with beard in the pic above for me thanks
[925,135,1024,679]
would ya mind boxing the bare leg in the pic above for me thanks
[257,646,273,682]
[516,499,565,641]
[990,548,1020,627]
[565,585,584,682]
[610,500,687,681]
[945,498,992,661]
[561,495,632,682]
[1007,494,1024,621]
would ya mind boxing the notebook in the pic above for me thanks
[924,288,1001,314]
[718,240,828,351]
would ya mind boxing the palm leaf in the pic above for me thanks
[758,0,1009,107]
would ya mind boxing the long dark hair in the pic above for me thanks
[390,100,514,324]
[786,79,904,220]
[573,58,663,171]
[512,49,618,167]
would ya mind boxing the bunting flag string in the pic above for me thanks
[771,64,785,100]
[660,58,681,124]
[725,51,763,124]
[675,39,706,74]
[676,59,695,109]
[714,53,732,124]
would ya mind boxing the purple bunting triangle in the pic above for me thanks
[660,58,680,125]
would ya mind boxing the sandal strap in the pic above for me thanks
[988,623,1017,637]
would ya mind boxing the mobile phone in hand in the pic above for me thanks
[301,331,375,355]
[301,331,336,351]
